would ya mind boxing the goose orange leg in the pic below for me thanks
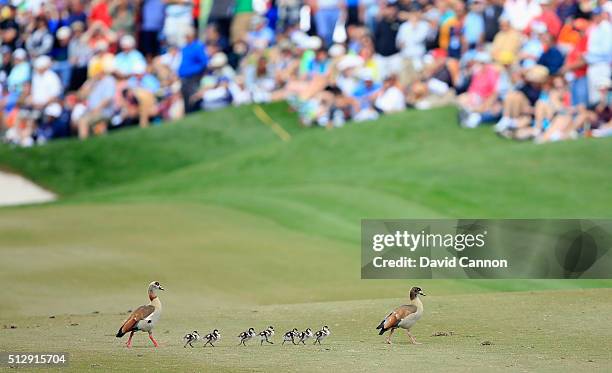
[149,332,159,347]
[126,331,135,348]
[406,330,421,345]
[385,328,396,344]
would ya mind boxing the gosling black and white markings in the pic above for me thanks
[314,326,331,345]
[183,331,200,348]
[183,326,330,348]
[297,328,314,345]
[259,326,275,345]
[204,329,221,347]
[238,327,256,346]
[282,328,299,345]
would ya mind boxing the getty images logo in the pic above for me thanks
[372,229,487,252]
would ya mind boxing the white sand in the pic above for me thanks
[0,171,56,207]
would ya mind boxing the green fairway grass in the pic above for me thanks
[1,104,611,371]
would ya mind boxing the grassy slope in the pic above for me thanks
[1,103,612,371]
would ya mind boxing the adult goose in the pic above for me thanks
[376,286,425,344]
[116,281,164,348]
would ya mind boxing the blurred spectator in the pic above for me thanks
[314,0,345,47]
[231,0,254,44]
[178,27,208,113]
[164,0,194,48]
[139,0,165,59]
[114,35,146,77]
[0,0,610,147]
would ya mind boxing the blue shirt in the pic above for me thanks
[538,47,564,75]
[114,50,146,76]
[128,74,161,93]
[179,41,208,78]
[7,62,30,93]
[141,0,165,32]
[352,82,382,109]
[464,12,485,45]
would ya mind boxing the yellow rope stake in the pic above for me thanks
[252,105,291,142]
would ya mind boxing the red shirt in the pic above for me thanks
[528,10,562,38]
[90,2,112,28]
[566,36,588,78]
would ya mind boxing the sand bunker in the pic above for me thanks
[0,171,56,207]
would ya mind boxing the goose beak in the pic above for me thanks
[159,286,165,291]
[419,291,426,296]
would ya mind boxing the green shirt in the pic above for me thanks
[234,0,253,14]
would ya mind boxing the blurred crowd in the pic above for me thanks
[0,0,611,146]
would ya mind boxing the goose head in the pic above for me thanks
[410,286,425,300]
[148,281,164,299]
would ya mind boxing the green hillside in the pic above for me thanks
[1,104,611,371]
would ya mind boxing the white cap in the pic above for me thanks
[329,44,346,58]
[12,48,27,60]
[120,35,136,49]
[34,55,52,70]
[44,103,62,118]
[209,52,228,69]
[56,26,71,40]
[306,36,322,50]
[337,54,364,71]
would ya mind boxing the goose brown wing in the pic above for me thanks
[119,305,155,335]
[382,304,418,330]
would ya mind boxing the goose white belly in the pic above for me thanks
[136,308,162,332]
[397,309,422,330]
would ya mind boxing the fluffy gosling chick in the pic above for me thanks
[282,328,299,345]
[314,326,330,345]
[297,328,313,345]
[203,329,221,347]
[238,327,256,346]
[183,330,200,348]
[258,326,274,345]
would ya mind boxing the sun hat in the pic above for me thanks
[525,65,549,84]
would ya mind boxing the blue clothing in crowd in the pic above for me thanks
[537,46,564,75]
[141,0,166,32]
[464,11,485,46]
[178,41,208,78]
